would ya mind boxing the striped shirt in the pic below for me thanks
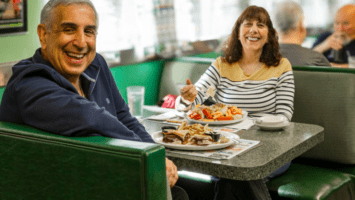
[193,57,295,121]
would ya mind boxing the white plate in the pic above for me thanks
[143,105,174,113]
[186,110,248,125]
[255,121,290,131]
[152,131,238,151]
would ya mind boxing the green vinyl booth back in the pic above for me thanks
[0,121,167,200]
[0,87,5,103]
[110,60,165,105]
[292,66,355,164]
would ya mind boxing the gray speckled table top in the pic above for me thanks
[143,116,324,181]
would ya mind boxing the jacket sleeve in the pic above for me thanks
[15,68,154,143]
[101,59,155,143]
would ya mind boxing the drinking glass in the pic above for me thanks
[127,86,145,118]
[348,56,355,68]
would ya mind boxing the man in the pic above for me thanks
[271,1,330,67]
[0,0,187,199]
[312,4,355,68]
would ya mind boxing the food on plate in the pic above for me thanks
[162,121,230,146]
[188,103,243,121]
[189,134,214,145]
[163,130,190,144]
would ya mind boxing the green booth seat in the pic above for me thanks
[0,121,167,200]
[187,52,222,59]
[110,60,165,106]
[266,163,355,200]
[0,86,5,103]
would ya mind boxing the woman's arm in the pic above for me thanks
[275,70,295,121]
[175,61,221,110]
[194,64,221,104]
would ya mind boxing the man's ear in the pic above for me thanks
[37,24,48,49]
[298,20,306,34]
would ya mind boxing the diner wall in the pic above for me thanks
[0,1,43,63]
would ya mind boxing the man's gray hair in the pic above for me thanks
[41,0,99,31]
[271,1,303,35]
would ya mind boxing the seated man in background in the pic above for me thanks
[312,4,355,68]
[271,1,330,67]
[0,0,188,199]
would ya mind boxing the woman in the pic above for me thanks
[176,6,294,200]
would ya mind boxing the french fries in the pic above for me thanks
[177,121,212,136]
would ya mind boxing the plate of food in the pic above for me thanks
[186,103,248,125]
[152,121,238,150]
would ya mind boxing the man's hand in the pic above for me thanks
[180,79,197,103]
[166,158,178,188]
[313,32,345,53]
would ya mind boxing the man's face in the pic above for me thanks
[334,7,355,39]
[39,4,97,80]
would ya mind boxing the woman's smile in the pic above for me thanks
[239,20,268,52]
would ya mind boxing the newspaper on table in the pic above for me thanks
[166,139,261,160]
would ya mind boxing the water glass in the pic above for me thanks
[349,56,355,68]
[127,86,145,118]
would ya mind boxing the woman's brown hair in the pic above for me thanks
[223,6,282,67]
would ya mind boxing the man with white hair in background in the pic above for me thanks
[312,4,355,68]
[271,1,330,66]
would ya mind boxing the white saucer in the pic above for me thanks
[254,115,288,126]
[255,121,290,131]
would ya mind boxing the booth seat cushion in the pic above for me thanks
[293,157,355,181]
[266,163,355,200]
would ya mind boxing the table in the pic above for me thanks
[142,110,324,181]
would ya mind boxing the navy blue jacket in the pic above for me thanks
[0,49,155,143]
[312,31,355,63]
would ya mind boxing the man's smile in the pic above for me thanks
[65,52,86,59]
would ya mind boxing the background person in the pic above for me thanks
[312,4,355,68]
[271,1,330,67]
[0,0,187,199]
[176,6,294,200]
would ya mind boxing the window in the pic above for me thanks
[43,0,158,63]
[174,0,242,53]
[42,0,355,62]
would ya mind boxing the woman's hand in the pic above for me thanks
[166,158,178,188]
[180,79,197,103]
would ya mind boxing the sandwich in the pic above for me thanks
[188,134,214,146]
[162,130,191,144]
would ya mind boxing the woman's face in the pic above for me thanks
[238,20,269,54]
